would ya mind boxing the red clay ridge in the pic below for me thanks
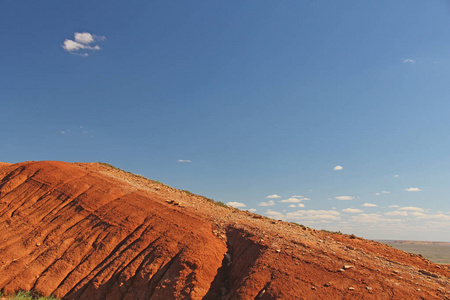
[0,161,449,299]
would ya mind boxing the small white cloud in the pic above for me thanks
[394,174,400,178]
[375,193,380,196]
[74,32,95,44]
[403,58,416,64]
[227,201,246,208]
[399,206,424,212]
[63,32,106,56]
[61,131,66,134]
[382,191,390,194]
[281,198,302,203]
[291,195,304,198]
[404,187,421,192]
[177,160,191,163]
[389,205,400,208]
[266,194,281,199]
[333,165,343,171]
[259,200,275,207]
[248,208,257,212]
[342,208,364,213]
[362,203,378,207]
[335,196,355,201]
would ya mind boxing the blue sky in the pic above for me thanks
[2,1,450,241]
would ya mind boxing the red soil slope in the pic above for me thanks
[0,161,449,299]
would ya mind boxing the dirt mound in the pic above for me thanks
[0,161,449,299]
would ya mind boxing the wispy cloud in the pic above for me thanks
[385,211,408,216]
[375,191,390,196]
[335,196,355,201]
[403,58,416,64]
[404,187,421,192]
[266,194,281,199]
[399,206,424,212]
[362,203,378,207]
[333,165,343,171]
[280,196,310,203]
[265,209,341,222]
[259,200,275,207]
[289,203,305,208]
[248,208,257,212]
[342,208,363,213]
[226,202,246,208]
[394,174,400,178]
[177,160,191,163]
[63,32,106,56]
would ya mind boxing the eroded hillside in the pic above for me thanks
[0,161,449,299]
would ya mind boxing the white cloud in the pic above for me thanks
[389,205,399,208]
[399,206,424,212]
[403,58,416,64]
[227,201,246,208]
[248,208,257,212]
[281,195,311,203]
[63,32,106,56]
[404,187,422,192]
[342,208,363,213]
[259,200,275,207]
[74,32,95,44]
[177,160,191,163]
[394,174,400,178]
[362,203,378,207]
[266,194,281,199]
[333,165,343,171]
[264,209,341,222]
[349,213,402,223]
[281,198,302,203]
[385,211,408,216]
[335,196,355,201]
[375,191,390,196]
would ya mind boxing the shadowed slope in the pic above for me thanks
[0,161,449,299]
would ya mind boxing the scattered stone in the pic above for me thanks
[36,243,41,247]
[311,286,316,290]
[337,269,344,272]
[348,287,355,291]
[343,265,353,270]
[276,249,281,253]
[324,282,332,287]
[366,286,372,291]
[419,269,439,278]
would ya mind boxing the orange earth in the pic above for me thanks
[0,161,449,299]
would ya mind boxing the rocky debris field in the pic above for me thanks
[0,161,449,299]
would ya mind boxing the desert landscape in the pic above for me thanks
[0,161,449,299]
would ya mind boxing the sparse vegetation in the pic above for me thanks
[1,290,58,300]
[321,229,342,234]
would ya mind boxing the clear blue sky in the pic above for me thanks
[2,1,450,241]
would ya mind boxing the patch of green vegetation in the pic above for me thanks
[321,229,342,234]
[1,291,58,300]
[291,222,308,229]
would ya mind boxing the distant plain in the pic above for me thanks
[378,240,450,264]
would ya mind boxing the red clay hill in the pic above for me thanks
[0,161,449,299]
